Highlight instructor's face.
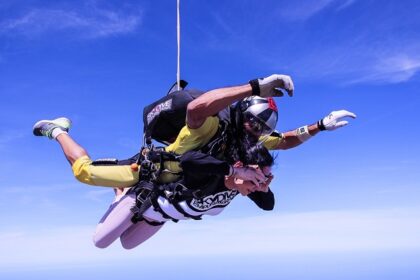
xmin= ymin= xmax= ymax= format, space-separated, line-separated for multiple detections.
xmin=243 ymin=121 xmax=262 ymax=137
xmin=242 ymin=122 xmax=261 ymax=144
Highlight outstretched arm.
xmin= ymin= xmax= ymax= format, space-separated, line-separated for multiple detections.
xmin=273 ymin=123 xmax=321 ymax=150
xmin=187 ymin=84 xmax=252 ymax=129
xmin=271 ymin=110 xmax=357 ymax=150
xmin=187 ymin=74 xmax=294 ymax=129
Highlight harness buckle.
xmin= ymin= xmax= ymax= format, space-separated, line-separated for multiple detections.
xmin=136 ymin=187 xmax=152 ymax=204
xmin=130 ymin=180 xmax=156 ymax=224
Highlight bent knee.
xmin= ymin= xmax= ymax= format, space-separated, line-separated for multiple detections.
xmin=120 ymin=238 xmax=138 ymax=250
xmin=121 ymin=243 xmax=136 ymax=250
xmin=72 ymin=155 xmax=96 ymax=185
xmin=92 ymin=236 xmax=112 ymax=249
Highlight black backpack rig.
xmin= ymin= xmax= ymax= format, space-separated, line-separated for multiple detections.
xmin=130 ymin=81 xmax=216 ymax=224
xmin=143 ymin=80 xmax=202 ymax=145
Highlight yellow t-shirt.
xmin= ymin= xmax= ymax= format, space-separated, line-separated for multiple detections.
xmin=260 ymin=135 xmax=284 ymax=150
xmin=165 ymin=116 xmax=220 ymax=154
xmin=160 ymin=116 xmax=220 ymax=182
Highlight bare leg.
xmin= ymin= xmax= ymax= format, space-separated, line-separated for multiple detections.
xmin=55 ymin=133 xmax=89 ymax=165
xmin=33 ymin=117 xmax=89 ymax=166
xmin=34 ymin=117 xmax=138 ymax=187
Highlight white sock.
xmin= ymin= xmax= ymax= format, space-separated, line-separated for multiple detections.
xmin=51 ymin=127 xmax=68 ymax=140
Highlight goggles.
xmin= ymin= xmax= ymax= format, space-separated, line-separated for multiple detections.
xmin=243 ymin=112 xmax=273 ymax=136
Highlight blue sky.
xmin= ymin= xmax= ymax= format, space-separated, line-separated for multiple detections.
xmin=1 ymin=0 xmax=420 ymax=279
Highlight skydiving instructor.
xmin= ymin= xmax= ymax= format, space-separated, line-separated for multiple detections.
xmin=33 ymin=74 xmax=356 ymax=189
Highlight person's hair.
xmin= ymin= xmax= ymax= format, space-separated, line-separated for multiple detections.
xmin=242 ymin=144 xmax=274 ymax=167
xmin=225 ymin=103 xmax=263 ymax=164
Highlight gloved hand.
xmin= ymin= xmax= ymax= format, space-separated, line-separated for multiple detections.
xmin=249 ymin=74 xmax=294 ymax=97
xmin=317 ymin=110 xmax=357 ymax=131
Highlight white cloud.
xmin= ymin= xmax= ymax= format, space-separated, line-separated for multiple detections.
xmin=348 ymin=55 xmax=420 ymax=85
xmin=280 ymin=40 xmax=420 ymax=85
xmin=1 ymin=207 xmax=419 ymax=268
xmin=0 ymin=4 xmax=143 ymax=38
xmin=252 ymin=1 xmax=420 ymax=86
xmin=164 ymin=207 xmax=420 ymax=255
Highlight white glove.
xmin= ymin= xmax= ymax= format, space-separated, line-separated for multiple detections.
xmin=318 ymin=110 xmax=357 ymax=131
xmin=249 ymin=74 xmax=294 ymax=97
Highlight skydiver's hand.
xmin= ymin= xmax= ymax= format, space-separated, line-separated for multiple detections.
xmin=257 ymin=174 xmax=273 ymax=193
xmin=317 ymin=110 xmax=357 ymax=131
xmin=232 ymin=166 xmax=266 ymax=187
xmin=233 ymin=173 xmax=273 ymax=195
xmin=233 ymin=180 xmax=256 ymax=196
xmin=249 ymin=74 xmax=294 ymax=97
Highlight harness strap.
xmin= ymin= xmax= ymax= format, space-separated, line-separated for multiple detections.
xmin=171 ymin=200 xmax=202 ymax=220
xmin=150 ymin=196 xmax=179 ymax=223
xmin=147 ymin=149 xmax=180 ymax=162
xmin=91 ymin=158 xmax=118 ymax=166
xmin=160 ymin=183 xmax=203 ymax=220
xmin=199 ymin=120 xmax=230 ymax=158
xmin=130 ymin=181 xmax=156 ymax=223
xmin=143 ymin=218 xmax=165 ymax=227
xmin=130 ymin=146 xmax=184 ymax=223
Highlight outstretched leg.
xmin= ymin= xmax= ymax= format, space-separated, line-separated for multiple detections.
xmin=56 ymin=133 xmax=88 ymax=165
xmin=33 ymin=117 xmax=139 ymax=187
xmin=33 ymin=117 xmax=88 ymax=165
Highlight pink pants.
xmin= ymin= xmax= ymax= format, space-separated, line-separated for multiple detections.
xmin=93 ymin=193 xmax=164 ymax=249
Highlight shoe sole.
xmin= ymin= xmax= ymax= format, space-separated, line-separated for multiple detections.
xmin=33 ymin=117 xmax=72 ymax=135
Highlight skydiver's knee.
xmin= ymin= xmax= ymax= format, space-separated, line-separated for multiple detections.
xmin=92 ymin=236 xmax=112 ymax=249
xmin=72 ymin=156 xmax=95 ymax=185
xmin=120 ymin=237 xmax=138 ymax=250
